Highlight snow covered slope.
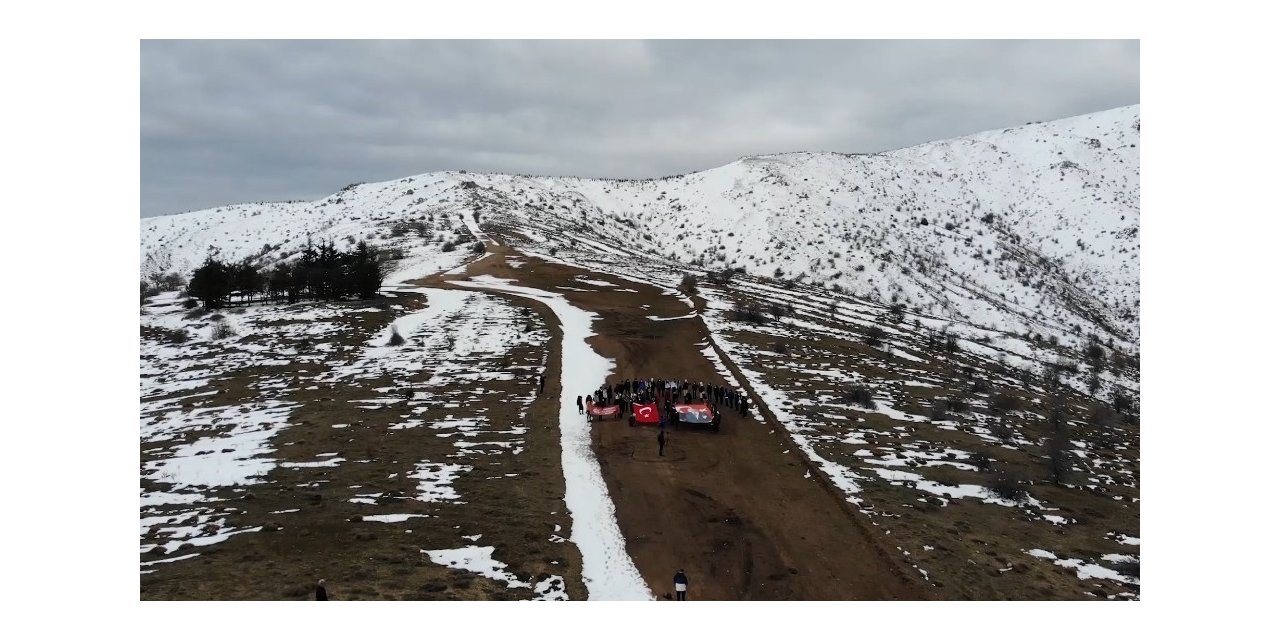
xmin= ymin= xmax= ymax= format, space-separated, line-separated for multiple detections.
xmin=140 ymin=175 xmax=486 ymax=285
xmin=142 ymin=105 xmax=1139 ymax=349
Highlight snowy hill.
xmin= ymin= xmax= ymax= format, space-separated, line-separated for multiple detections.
xmin=141 ymin=105 xmax=1139 ymax=350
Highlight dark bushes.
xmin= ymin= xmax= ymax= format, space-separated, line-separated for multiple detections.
xmin=990 ymin=472 xmax=1028 ymax=503
xmin=1113 ymin=392 xmax=1134 ymax=414
xmin=930 ymin=399 xmax=949 ymax=421
xmin=990 ymin=393 xmax=1022 ymax=414
xmin=864 ymin=325 xmax=886 ymax=348
xmin=847 ymin=384 xmax=876 ymax=409
xmin=706 ymin=269 xmax=735 ymax=285
xmin=210 ymin=319 xmax=236 ymax=340
xmin=731 ymin=301 xmax=768 ymax=324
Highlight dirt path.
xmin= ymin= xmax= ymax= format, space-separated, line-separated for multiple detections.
xmin=422 ymin=247 xmax=931 ymax=600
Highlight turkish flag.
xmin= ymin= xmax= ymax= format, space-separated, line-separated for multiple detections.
xmin=632 ymin=402 xmax=661 ymax=424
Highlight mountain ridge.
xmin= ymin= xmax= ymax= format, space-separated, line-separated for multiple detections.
xmin=142 ymin=104 xmax=1140 ymax=352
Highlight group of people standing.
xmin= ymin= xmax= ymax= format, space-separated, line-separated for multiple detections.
xmin=575 ymin=377 xmax=751 ymax=418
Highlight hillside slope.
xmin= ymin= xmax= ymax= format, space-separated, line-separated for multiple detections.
xmin=141 ymin=105 xmax=1140 ymax=350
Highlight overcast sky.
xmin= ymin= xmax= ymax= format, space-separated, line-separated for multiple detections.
xmin=141 ymin=40 xmax=1138 ymax=217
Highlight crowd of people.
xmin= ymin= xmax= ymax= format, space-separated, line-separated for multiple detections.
xmin=575 ymin=377 xmax=751 ymax=421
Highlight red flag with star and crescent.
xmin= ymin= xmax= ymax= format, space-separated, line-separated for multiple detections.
xmin=631 ymin=402 xmax=661 ymax=424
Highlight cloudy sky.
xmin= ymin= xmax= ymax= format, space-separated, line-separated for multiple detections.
xmin=141 ymin=40 xmax=1139 ymax=217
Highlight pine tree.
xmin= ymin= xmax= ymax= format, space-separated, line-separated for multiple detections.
xmin=347 ymin=240 xmax=385 ymax=299
xmin=267 ymin=263 xmax=291 ymax=302
xmin=187 ymin=255 xmax=232 ymax=309
xmin=232 ymin=259 xmax=264 ymax=303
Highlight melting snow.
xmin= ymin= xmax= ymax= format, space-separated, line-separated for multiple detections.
xmin=451 ymin=275 xmax=652 ymax=600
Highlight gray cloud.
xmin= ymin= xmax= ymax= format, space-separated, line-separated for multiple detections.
xmin=141 ymin=40 xmax=1138 ymax=216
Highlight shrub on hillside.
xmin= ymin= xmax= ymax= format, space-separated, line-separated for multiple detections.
xmin=706 ymin=269 xmax=734 ymax=285
xmin=159 ymin=272 xmax=186 ymax=291
xmin=847 ymin=384 xmax=876 ymax=410
xmin=1046 ymin=402 xmax=1071 ymax=485
xmin=731 ymin=301 xmax=768 ymax=324
xmin=769 ymin=341 xmax=788 ymax=354
xmin=1114 ymin=559 xmax=1140 ymax=579
xmin=930 ymin=399 xmax=949 ymax=421
xmin=990 ymin=419 xmax=1014 ymax=443
xmin=990 ymin=393 xmax=1022 ymax=414
xmin=1086 ymin=341 xmax=1105 ymax=362
xmin=990 ymin=472 xmax=1029 ymax=504
xmin=863 ymin=325 xmax=886 ymax=348
xmin=1113 ymin=392 xmax=1134 ymax=414
xmin=182 ymin=298 xmax=199 ymax=310
xmin=970 ymin=452 xmax=992 ymax=471
xmin=680 ymin=273 xmax=698 ymax=294
xmin=140 ymin=280 xmax=159 ymax=304
xmin=388 ymin=327 xmax=405 ymax=347
xmin=210 ymin=319 xmax=236 ymax=341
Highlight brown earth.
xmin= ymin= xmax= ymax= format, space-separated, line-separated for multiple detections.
xmin=141 ymin=284 xmax=584 ymax=600
xmin=423 ymin=246 xmax=932 ymax=600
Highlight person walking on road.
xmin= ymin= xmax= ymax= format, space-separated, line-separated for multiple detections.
xmin=673 ymin=570 xmax=688 ymax=600
xmin=576 ymin=395 xmax=583 ymax=415
xmin=315 ymin=579 xmax=328 ymax=601
xmin=658 ymin=428 xmax=667 ymax=457
xmin=539 ymin=374 xmax=546 ymax=395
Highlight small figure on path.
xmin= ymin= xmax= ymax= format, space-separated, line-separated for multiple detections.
xmin=576 ymin=395 xmax=584 ymax=414
xmin=673 ymin=570 xmax=688 ymax=600
xmin=539 ymin=374 xmax=546 ymax=395
xmin=315 ymin=579 xmax=328 ymax=601
xmin=658 ymin=429 xmax=667 ymax=457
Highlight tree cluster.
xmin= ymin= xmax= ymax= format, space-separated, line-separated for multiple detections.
xmin=140 ymin=271 xmax=186 ymax=304
xmin=187 ymin=239 xmax=387 ymax=309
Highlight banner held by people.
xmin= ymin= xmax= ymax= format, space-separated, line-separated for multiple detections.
xmin=588 ymin=404 xmax=620 ymax=418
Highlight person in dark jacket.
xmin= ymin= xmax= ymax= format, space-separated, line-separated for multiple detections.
xmin=316 ymin=579 xmax=328 ymax=601
xmin=576 ymin=395 xmax=584 ymax=414
xmin=658 ymin=429 xmax=667 ymax=457
xmin=673 ymin=570 xmax=688 ymax=600
xmin=539 ymin=374 xmax=546 ymax=395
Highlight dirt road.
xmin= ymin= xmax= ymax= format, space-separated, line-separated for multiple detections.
xmin=426 ymin=247 xmax=931 ymax=600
